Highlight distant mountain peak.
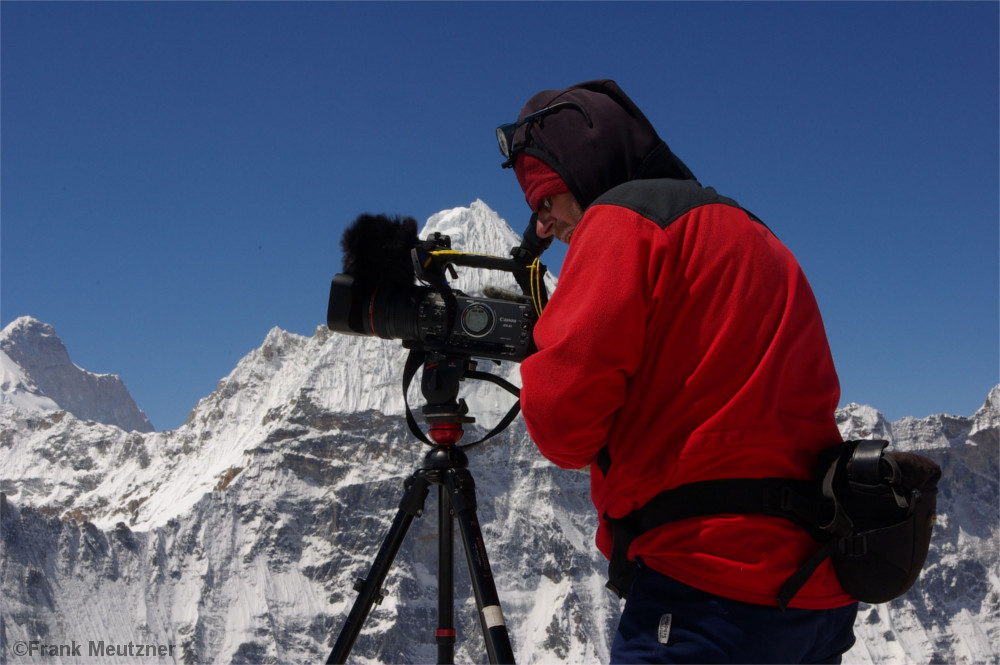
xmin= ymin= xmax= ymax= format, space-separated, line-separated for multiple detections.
xmin=423 ymin=200 xmax=522 ymax=257
xmin=1 ymin=315 xmax=68 ymax=361
xmin=836 ymin=401 xmax=894 ymax=442
xmin=0 ymin=316 xmax=154 ymax=432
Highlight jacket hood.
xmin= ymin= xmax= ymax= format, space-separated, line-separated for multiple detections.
xmin=510 ymin=79 xmax=697 ymax=209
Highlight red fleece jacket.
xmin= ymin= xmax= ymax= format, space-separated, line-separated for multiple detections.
xmin=520 ymin=192 xmax=855 ymax=609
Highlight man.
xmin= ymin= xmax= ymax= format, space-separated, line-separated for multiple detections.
xmin=496 ymin=80 xmax=858 ymax=663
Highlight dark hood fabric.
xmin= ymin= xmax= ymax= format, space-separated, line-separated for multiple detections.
xmin=511 ymin=79 xmax=697 ymax=209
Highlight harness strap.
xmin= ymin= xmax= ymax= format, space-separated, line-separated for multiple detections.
xmin=777 ymin=537 xmax=841 ymax=609
xmin=603 ymin=476 xmax=832 ymax=605
xmin=602 ymin=439 xmax=906 ymax=608
xmin=403 ymin=349 xmax=431 ymax=444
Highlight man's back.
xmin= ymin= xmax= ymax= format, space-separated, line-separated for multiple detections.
xmin=521 ymin=177 xmax=852 ymax=609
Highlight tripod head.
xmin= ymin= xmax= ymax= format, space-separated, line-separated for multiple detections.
xmin=420 ymin=351 xmax=475 ymax=446
xmin=402 ymin=346 xmax=522 ymax=451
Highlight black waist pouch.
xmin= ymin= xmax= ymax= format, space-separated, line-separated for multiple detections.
xmin=813 ymin=439 xmax=941 ymax=604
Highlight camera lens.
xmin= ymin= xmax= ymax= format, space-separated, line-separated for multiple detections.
xmin=369 ymin=285 xmax=424 ymax=341
xmin=460 ymin=303 xmax=495 ymax=338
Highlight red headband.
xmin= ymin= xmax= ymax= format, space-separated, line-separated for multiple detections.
xmin=514 ymin=154 xmax=570 ymax=212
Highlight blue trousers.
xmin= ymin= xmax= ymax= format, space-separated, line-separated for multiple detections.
xmin=610 ymin=567 xmax=858 ymax=664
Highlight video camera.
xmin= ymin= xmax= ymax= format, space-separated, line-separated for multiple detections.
xmin=327 ymin=213 xmax=550 ymax=363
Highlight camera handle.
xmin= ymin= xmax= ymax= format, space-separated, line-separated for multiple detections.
xmin=402 ymin=348 xmax=522 ymax=451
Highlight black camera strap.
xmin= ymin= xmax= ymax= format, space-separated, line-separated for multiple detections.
xmin=402 ymin=348 xmax=523 ymax=450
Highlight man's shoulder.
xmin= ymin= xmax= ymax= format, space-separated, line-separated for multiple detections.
xmin=591 ymin=178 xmax=748 ymax=229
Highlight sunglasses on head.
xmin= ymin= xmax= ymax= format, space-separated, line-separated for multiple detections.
xmin=496 ymin=101 xmax=593 ymax=166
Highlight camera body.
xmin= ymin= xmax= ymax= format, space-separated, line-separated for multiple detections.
xmin=327 ymin=273 xmax=536 ymax=361
xmin=328 ymin=219 xmax=546 ymax=363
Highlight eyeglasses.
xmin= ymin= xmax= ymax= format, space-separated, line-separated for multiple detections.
xmin=496 ymin=101 xmax=593 ymax=165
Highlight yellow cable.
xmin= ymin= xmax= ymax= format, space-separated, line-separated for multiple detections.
xmin=529 ymin=258 xmax=545 ymax=317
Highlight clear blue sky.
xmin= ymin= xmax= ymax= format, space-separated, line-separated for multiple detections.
xmin=2 ymin=2 xmax=997 ymax=431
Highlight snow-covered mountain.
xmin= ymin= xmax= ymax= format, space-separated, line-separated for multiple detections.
xmin=1 ymin=317 xmax=153 ymax=432
xmin=1 ymin=200 xmax=997 ymax=664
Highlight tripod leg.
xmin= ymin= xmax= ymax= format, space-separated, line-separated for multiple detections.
xmin=446 ymin=468 xmax=516 ymax=665
xmin=437 ymin=486 xmax=456 ymax=664
xmin=327 ymin=473 xmax=432 ymax=664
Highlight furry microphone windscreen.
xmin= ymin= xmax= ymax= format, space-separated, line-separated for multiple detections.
xmin=340 ymin=214 xmax=420 ymax=288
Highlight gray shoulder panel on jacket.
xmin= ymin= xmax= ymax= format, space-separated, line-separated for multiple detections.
xmin=591 ymin=179 xmax=750 ymax=229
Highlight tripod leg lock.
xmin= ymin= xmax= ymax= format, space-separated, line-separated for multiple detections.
xmin=401 ymin=474 xmax=433 ymax=517
xmin=353 ymin=578 xmax=385 ymax=605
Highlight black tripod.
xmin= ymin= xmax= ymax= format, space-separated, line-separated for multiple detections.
xmin=327 ymin=351 xmax=517 ymax=664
